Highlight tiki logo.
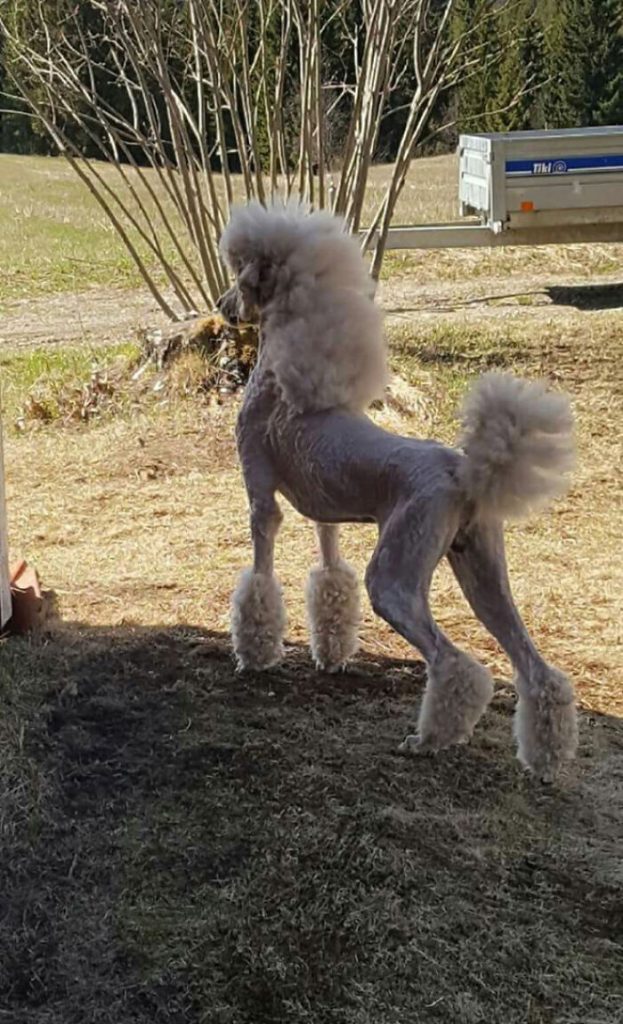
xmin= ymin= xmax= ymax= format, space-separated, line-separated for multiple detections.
xmin=532 ymin=160 xmax=568 ymax=174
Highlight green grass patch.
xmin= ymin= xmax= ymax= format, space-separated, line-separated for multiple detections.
xmin=389 ymin=321 xmax=531 ymax=371
xmin=0 ymin=154 xmax=185 ymax=304
xmin=379 ymin=243 xmax=623 ymax=285
xmin=3 ymin=152 xmax=623 ymax=306
xmin=0 ymin=342 xmax=141 ymax=425
xmin=387 ymin=321 xmax=534 ymax=438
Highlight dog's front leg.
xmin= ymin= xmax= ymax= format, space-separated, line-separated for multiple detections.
xmin=230 ymin=494 xmax=286 ymax=671
xmin=230 ymin=410 xmax=286 ymax=671
xmin=305 ymin=523 xmax=361 ymax=672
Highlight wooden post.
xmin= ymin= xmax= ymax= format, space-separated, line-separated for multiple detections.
xmin=0 ymin=417 xmax=12 ymax=628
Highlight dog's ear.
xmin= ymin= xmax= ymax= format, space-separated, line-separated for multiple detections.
xmin=238 ymin=258 xmax=277 ymax=308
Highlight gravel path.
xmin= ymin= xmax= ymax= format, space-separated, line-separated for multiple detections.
xmin=1 ymin=271 xmax=621 ymax=349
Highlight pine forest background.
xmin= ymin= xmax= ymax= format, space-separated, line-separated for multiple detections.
xmin=1 ymin=0 xmax=622 ymax=165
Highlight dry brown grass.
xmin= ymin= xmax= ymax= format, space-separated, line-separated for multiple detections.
xmin=4 ymin=307 xmax=622 ymax=715
xmin=1 ymin=152 xmax=622 ymax=1023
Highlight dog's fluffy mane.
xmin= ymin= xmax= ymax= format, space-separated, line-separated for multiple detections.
xmin=219 ymin=201 xmax=388 ymax=413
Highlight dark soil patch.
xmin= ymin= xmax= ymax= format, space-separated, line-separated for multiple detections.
xmin=0 ymin=626 xmax=621 ymax=1024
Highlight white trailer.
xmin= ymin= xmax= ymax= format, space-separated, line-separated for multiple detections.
xmin=377 ymin=125 xmax=623 ymax=250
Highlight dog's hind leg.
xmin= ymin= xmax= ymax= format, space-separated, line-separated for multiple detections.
xmin=447 ymin=522 xmax=577 ymax=779
xmin=306 ymin=523 xmax=360 ymax=672
xmin=365 ymin=497 xmax=494 ymax=753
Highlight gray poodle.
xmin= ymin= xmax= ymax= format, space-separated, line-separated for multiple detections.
xmin=218 ymin=201 xmax=578 ymax=780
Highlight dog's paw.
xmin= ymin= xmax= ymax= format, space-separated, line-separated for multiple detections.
xmin=313 ymin=657 xmax=350 ymax=674
xmin=514 ymin=668 xmax=578 ymax=781
xmin=399 ymin=728 xmax=471 ymax=756
xmin=398 ymin=733 xmax=421 ymax=755
xmin=306 ymin=561 xmax=360 ymax=672
xmin=415 ymin=650 xmax=494 ymax=751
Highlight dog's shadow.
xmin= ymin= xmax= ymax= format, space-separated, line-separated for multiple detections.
xmin=1 ymin=621 xmax=613 ymax=803
xmin=1 ymin=621 xmax=620 ymax=1021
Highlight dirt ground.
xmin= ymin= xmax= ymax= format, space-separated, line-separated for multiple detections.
xmin=2 ymin=269 xmax=623 ymax=349
xmin=1 ymin=254 xmax=622 ymax=1022
xmin=1 ymin=624 xmax=622 ymax=1024
xmin=0 ymin=286 xmax=170 ymax=349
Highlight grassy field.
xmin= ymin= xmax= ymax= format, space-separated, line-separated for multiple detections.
xmin=0 ymin=153 xmax=622 ymax=1023
xmin=1 ymin=151 xmax=621 ymax=306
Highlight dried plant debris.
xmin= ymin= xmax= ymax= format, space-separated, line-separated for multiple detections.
xmin=16 ymin=315 xmax=260 ymax=429
xmin=19 ymin=362 xmax=136 ymax=428
xmin=140 ymin=313 xmax=258 ymax=394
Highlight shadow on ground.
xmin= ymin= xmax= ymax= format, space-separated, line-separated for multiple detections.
xmin=546 ymin=281 xmax=623 ymax=310
xmin=0 ymin=623 xmax=621 ymax=1024
xmin=385 ymin=281 xmax=623 ymax=315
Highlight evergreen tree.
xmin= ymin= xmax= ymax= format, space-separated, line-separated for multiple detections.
xmin=452 ymin=0 xmax=498 ymax=133
xmin=490 ymin=3 xmax=544 ymax=132
xmin=1 ymin=0 xmax=621 ymax=157
xmin=542 ymin=0 xmax=597 ymax=128
xmin=591 ymin=0 xmax=623 ymax=125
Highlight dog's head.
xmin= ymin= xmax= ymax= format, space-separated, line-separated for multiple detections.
xmin=218 ymin=201 xmax=305 ymax=323
xmin=215 ymin=281 xmax=251 ymax=325
xmin=215 ymin=260 xmax=276 ymax=325
xmin=218 ymin=200 xmax=374 ymax=325
xmin=217 ymin=201 xmax=387 ymax=413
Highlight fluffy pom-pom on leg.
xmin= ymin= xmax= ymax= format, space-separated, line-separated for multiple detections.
xmin=231 ymin=569 xmax=286 ymax=671
xmin=305 ymin=560 xmax=360 ymax=672
xmin=400 ymin=647 xmax=494 ymax=754
xmin=513 ymin=665 xmax=578 ymax=780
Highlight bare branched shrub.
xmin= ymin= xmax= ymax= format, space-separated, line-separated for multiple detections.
xmin=2 ymin=0 xmax=521 ymax=315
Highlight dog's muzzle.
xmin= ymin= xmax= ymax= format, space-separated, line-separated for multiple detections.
xmin=216 ymin=284 xmax=243 ymax=325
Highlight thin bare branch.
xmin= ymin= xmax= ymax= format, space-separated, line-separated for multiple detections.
xmin=2 ymin=0 xmax=516 ymax=310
